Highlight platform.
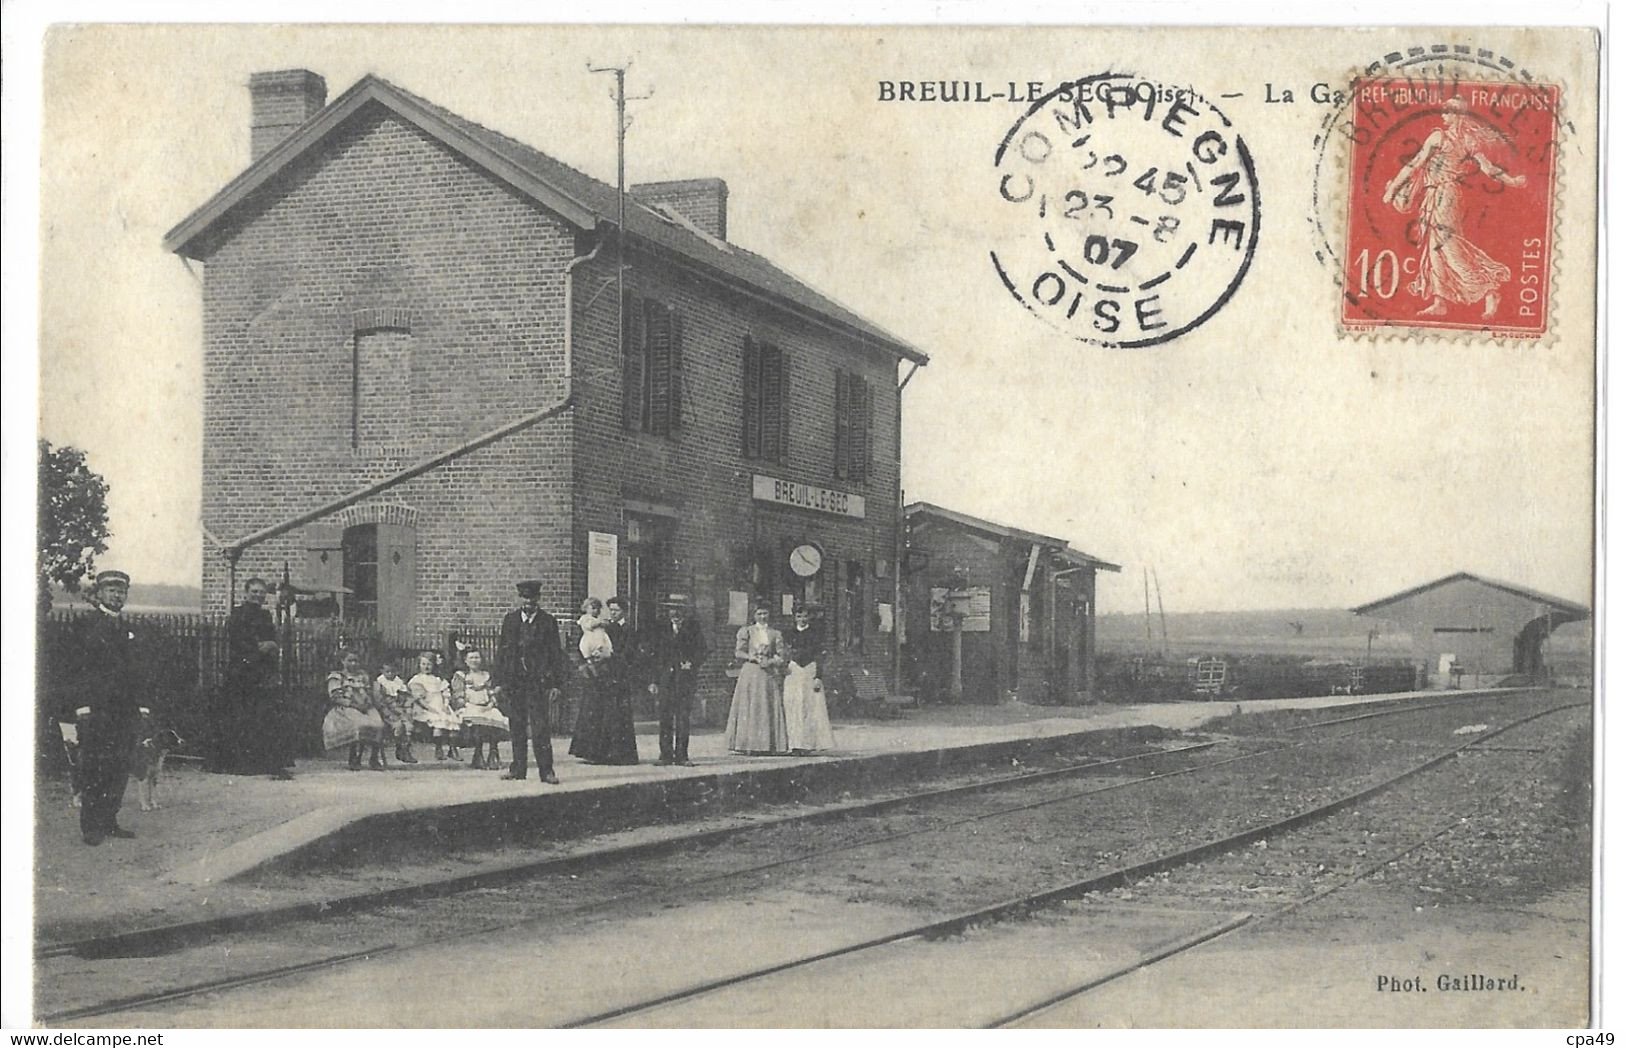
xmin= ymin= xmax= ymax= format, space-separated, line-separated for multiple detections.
xmin=32 ymin=687 xmax=1538 ymax=946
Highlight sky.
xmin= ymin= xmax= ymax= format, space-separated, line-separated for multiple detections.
xmin=27 ymin=22 xmax=1598 ymax=615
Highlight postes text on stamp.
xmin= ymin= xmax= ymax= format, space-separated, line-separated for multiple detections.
xmin=1340 ymin=78 xmax=1559 ymax=337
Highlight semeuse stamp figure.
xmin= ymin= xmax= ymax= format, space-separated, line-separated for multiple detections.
xmin=1382 ymin=97 xmax=1528 ymax=319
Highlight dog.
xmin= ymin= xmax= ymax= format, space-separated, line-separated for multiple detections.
xmin=58 ymin=721 xmax=83 ymax=809
xmin=132 ymin=711 xmax=184 ymax=812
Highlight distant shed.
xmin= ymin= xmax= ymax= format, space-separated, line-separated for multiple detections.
xmin=1352 ymin=572 xmax=1589 ymax=682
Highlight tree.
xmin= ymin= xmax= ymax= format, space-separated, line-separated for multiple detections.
xmin=38 ymin=439 xmax=111 ymax=612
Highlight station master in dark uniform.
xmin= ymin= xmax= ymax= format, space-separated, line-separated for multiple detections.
xmin=496 ymin=579 xmax=566 ymax=783
xmin=64 ymin=570 xmax=149 ymax=845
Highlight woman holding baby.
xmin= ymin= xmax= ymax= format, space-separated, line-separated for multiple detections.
xmin=567 ymin=596 xmax=641 ymax=765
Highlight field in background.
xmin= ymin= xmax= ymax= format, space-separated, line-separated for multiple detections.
xmin=1098 ymin=606 xmax=1592 ymax=668
xmin=47 ymin=581 xmax=202 ymax=615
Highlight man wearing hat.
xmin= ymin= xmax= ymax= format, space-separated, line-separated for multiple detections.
xmin=67 ymin=570 xmax=148 ymax=844
xmin=648 ymin=593 xmax=709 ymax=766
xmin=496 ymin=579 xmax=566 ymax=783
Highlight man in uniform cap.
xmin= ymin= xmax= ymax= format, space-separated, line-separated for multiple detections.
xmin=496 ymin=579 xmax=566 ymax=783
xmin=66 ymin=570 xmax=148 ymax=844
xmin=648 ymin=593 xmax=709 ymax=766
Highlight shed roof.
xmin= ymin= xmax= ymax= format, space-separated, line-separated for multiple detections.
xmin=1351 ymin=571 xmax=1589 ymax=618
xmin=164 ymin=74 xmax=928 ymax=365
xmin=905 ymin=502 xmax=1120 ymax=572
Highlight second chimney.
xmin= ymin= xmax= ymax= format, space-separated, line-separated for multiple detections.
xmin=249 ymin=69 xmax=327 ymax=163
xmin=631 ymin=178 xmax=729 ymax=241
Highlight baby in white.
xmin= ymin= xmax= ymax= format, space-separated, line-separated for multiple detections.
xmin=578 ymin=598 xmax=614 ymax=662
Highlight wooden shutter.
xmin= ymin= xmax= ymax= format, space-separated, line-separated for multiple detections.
xmin=668 ymin=307 xmax=684 ymax=431
xmin=760 ymin=346 xmax=783 ymax=464
xmin=857 ymin=376 xmax=873 ymax=481
xmin=303 ymin=524 xmax=344 ymax=591
xmin=742 ymin=336 xmax=761 ymax=458
xmin=375 ymin=523 xmax=417 ymax=645
xmin=622 ymin=291 xmax=645 ymax=432
xmin=839 ymin=374 xmax=870 ymax=482
xmin=647 ymin=301 xmax=672 ymax=436
xmin=834 ymin=370 xmax=849 ymax=479
xmin=776 ymin=350 xmax=790 ymax=464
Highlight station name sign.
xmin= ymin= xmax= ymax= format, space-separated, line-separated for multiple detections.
xmin=752 ymin=474 xmax=866 ymax=519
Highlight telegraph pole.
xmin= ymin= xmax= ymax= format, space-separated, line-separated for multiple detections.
xmin=589 ymin=61 xmax=650 ymax=373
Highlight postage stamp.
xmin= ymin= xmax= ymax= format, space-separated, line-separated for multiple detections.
xmin=988 ymin=73 xmax=1259 ymax=349
xmin=1336 ymin=77 xmax=1560 ymax=337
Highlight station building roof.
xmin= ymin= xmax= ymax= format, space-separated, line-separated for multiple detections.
xmin=1351 ymin=571 xmax=1589 ymax=619
xmin=905 ymin=502 xmax=1120 ymax=572
xmin=163 ymin=73 xmax=929 ymax=367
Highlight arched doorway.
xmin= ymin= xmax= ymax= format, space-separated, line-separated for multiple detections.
xmin=1513 ymin=617 xmax=1551 ymax=675
xmin=340 ymin=521 xmax=417 ymax=643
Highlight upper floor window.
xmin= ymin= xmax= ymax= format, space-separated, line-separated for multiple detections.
xmin=623 ymin=293 xmax=684 ymax=436
xmin=352 ymin=326 xmax=411 ymax=449
xmin=742 ymin=336 xmax=788 ymax=463
xmin=834 ymin=369 xmax=873 ymax=483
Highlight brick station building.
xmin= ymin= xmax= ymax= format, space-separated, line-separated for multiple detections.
xmin=166 ymin=69 xmax=928 ymax=704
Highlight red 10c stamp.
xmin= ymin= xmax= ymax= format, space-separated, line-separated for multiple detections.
xmin=1341 ymin=78 xmax=1559 ymax=337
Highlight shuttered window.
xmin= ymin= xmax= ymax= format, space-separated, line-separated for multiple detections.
xmin=834 ymin=370 xmax=873 ymax=482
xmin=622 ymin=292 xmax=683 ymax=435
xmin=741 ymin=337 xmax=789 ymax=463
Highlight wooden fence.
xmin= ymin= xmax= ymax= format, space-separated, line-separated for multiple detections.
xmin=1093 ymin=652 xmax=1424 ymax=704
xmin=36 ymin=611 xmax=556 ymax=761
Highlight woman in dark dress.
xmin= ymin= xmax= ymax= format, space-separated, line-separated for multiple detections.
xmin=782 ymin=606 xmax=835 ymax=753
xmin=569 ymin=596 xmax=641 ymax=764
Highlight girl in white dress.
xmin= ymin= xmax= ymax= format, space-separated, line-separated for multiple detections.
xmin=410 ymin=650 xmax=462 ymax=761
xmin=453 ymin=647 xmax=509 ymax=770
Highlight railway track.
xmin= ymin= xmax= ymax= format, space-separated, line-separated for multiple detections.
xmin=562 ymin=700 xmax=1584 ymax=1028
xmin=985 ymin=727 xmax=1579 ymax=1028
xmin=37 ymin=689 xmax=1554 ymax=1025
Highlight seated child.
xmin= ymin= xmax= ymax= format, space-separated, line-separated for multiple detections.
xmin=452 ymin=647 xmax=509 ymax=770
xmin=374 ymin=658 xmax=418 ymax=765
xmin=324 ymin=650 xmax=387 ymax=771
xmin=409 ymin=650 xmax=463 ymax=761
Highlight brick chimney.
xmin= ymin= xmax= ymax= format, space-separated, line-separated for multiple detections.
xmin=631 ymin=178 xmax=729 ymax=241
xmin=249 ymin=69 xmax=327 ymax=163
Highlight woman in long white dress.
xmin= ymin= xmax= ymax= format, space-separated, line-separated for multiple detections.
xmin=723 ymin=606 xmax=790 ymax=755
xmin=782 ymin=607 xmax=835 ymax=753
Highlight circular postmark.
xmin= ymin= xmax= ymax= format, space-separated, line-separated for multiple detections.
xmin=1308 ymin=48 xmax=1568 ymax=337
xmin=989 ymin=73 xmax=1260 ymax=349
